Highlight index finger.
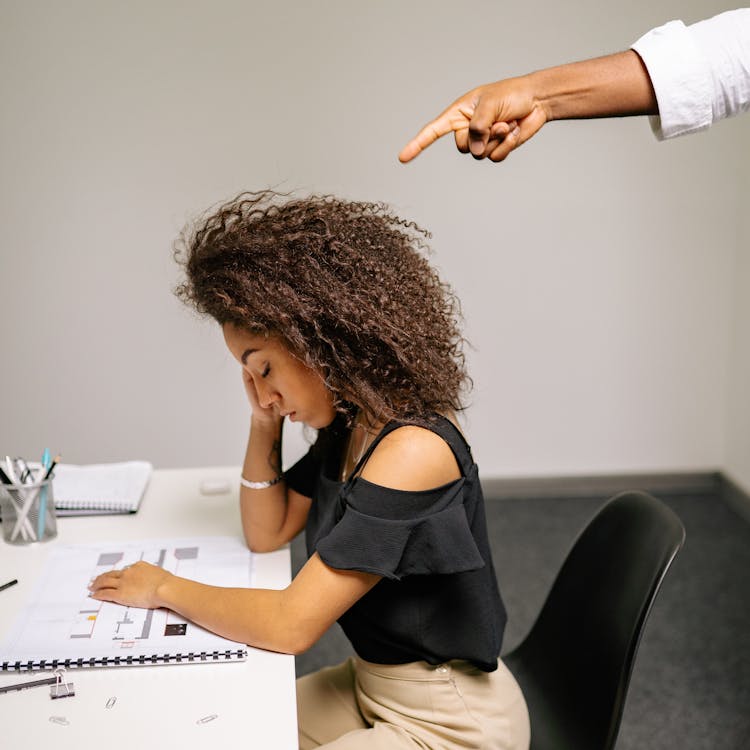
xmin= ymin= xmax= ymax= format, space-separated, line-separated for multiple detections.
xmin=398 ymin=112 xmax=458 ymax=163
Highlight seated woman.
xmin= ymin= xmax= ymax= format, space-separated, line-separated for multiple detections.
xmin=89 ymin=191 xmax=529 ymax=750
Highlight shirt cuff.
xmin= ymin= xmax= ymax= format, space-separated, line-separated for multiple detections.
xmin=631 ymin=19 xmax=713 ymax=141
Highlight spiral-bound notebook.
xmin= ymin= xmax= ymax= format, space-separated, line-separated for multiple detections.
xmin=0 ymin=536 xmax=251 ymax=671
xmin=53 ymin=461 xmax=153 ymax=516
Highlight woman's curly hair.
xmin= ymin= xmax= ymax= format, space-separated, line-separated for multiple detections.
xmin=174 ymin=190 xmax=470 ymax=424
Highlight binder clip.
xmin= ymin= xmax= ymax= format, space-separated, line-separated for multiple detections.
xmin=50 ymin=669 xmax=75 ymax=700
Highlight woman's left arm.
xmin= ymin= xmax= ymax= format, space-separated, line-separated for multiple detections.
xmin=89 ymin=553 xmax=380 ymax=655
xmin=89 ymin=425 xmax=457 ymax=652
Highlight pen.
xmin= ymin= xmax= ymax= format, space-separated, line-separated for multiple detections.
xmin=0 ymin=675 xmax=58 ymax=695
xmin=0 ymin=579 xmax=18 ymax=592
xmin=0 ymin=466 xmax=35 ymax=542
xmin=42 ymin=455 xmax=60 ymax=482
xmin=0 ymin=668 xmax=73 ymax=698
xmin=4 ymin=457 xmax=18 ymax=484
xmin=38 ymin=449 xmax=51 ymax=540
xmin=9 ymin=456 xmax=60 ymax=542
xmin=13 ymin=458 xmax=31 ymax=484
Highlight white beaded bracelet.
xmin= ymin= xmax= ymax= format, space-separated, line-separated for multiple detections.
xmin=240 ymin=474 xmax=284 ymax=490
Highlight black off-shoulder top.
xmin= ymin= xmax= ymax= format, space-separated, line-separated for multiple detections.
xmin=284 ymin=414 xmax=506 ymax=672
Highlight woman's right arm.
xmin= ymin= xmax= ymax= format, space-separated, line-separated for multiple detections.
xmin=239 ymin=374 xmax=312 ymax=553
xmin=399 ymin=9 xmax=750 ymax=163
xmin=398 ymin=50 xmax=656 ymax=164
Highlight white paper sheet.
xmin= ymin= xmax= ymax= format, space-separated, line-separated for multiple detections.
xmin=0 ymin=536 xmax=253 ymax=670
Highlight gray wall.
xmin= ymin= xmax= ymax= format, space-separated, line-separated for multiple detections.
xmin=1 ymin=1 xmax=747 ymax=490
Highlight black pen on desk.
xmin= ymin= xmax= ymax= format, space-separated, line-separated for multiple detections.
xmin=0 ymin=579 xmax=18 ymax=592
xmin=0 ymin=674 xmax=58 ymax=695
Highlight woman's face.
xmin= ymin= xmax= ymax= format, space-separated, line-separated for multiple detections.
xmin=223 ymin=323 xmax=337 ymax=429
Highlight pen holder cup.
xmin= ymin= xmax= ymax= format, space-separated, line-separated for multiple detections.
xmin=0 ymin=479 xmax=57 ymax=545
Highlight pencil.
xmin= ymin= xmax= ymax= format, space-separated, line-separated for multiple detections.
xmin=42 ymin=455 xmax=61 ymax=482
xmin=0 ymin=579 xmax=18 ymax=592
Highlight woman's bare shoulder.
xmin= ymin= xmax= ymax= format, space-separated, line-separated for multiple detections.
xmin=359 ymin=424 xmax=461 ymax=491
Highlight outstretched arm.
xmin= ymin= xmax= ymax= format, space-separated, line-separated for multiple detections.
xmin=89 ymin=553 xmax=381 ymax=655
xmin=398 ymin=50 xmax=657 ymax=164
xmin=399 ymin=9 xmax=750 ymax=162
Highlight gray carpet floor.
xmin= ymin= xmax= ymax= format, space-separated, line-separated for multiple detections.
xmin=292 ymin=487 xmax=750 ymax=750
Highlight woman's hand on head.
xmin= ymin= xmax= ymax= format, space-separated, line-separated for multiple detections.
xmin=88 ymin=561 xmax=172 ymax=609
xmin=242 ymin=369 xmax=280 ymax=426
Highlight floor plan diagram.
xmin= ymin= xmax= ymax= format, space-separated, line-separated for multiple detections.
xmin=0 ymin=537 xmax=253 ymax=668
xmin=71 ymin=545 xmax=202 ymax=642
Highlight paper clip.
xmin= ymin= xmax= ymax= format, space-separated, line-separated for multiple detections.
xmin=196 ymin=713 xmax=218 ymax=725
xmin=106 ymin=696 xmax=117 ymax=709
xmin=49 ymin=716 xmax=69 ymax=726
xmin=50 ymin=668 xmax=75 ymax=700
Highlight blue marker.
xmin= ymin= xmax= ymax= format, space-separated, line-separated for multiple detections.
xmin=38 ymin=448 xmax=51 ymax=540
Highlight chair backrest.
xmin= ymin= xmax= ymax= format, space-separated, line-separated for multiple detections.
xmin=503 ymin=491 xmax=685 ymax=750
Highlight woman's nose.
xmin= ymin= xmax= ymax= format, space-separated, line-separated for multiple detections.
xmin=255 ymin=379 xmax=280 ymax=409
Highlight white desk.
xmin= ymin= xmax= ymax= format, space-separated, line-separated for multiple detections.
xmin=0 ymin=467 xmax=297 ymax=748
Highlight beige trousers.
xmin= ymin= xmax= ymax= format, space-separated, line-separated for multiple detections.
xmin=297 ymin=656 xmax=530 ymax=750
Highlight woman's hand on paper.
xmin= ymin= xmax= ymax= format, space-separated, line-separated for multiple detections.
xmin=88 ymin=561 xmax=172 ymax=609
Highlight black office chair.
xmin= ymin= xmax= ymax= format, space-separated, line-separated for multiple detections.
xmin=503 ymin=490 xmax=685 ymax=750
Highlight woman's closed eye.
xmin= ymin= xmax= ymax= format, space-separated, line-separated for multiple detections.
xmin=261 ymin=363 xmax=271 ymax=378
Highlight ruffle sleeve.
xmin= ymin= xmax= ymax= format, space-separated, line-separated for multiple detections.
xmin=315 ymin=488 xmax=486 ymax=581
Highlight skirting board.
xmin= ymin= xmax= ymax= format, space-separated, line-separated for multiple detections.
xmin=720 ymin=473 xmax=750 ymax=524
xmin=480 ymin=471 xmax=750 ymax=523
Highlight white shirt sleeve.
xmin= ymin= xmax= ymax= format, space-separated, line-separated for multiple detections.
xmin=631 ymin=8 xmax=750 ymax=140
